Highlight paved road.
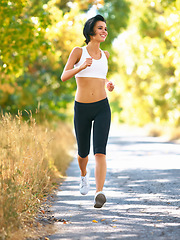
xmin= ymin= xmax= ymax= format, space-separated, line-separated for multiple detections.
xmin=48 ymin=126 xmax=180 ymax=240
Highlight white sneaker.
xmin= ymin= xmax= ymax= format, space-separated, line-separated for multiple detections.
xmin=94 ymin=191 xmax=106 ymax=208
xmin=80 ymin=170 xmax=90 ymax=195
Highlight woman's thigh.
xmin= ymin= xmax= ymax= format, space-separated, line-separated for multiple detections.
xmin=93 ymin=101 xmax=111 ymax=155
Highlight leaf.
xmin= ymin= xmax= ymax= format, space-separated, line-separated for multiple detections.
xmin=92 ymin=220 xmax=98 ymax=223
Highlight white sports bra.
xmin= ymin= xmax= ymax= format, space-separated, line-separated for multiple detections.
xmin=74 ymin=46 xmax=108 ymax=79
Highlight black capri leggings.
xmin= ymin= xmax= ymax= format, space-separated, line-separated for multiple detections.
xmin=74 ymin=98 xmax=111 ymax=158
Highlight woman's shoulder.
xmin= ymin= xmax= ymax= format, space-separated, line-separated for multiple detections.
xmin=71 ymin=46 xmax=83 ymax=54
xmin=70 ymin=47 xmax=84 ymax=64
xmin=71 ymin=47 xmax=83 ymax=59
xmin=69 ymin=47 xmax=83 ymax=62
xmin=103 ymin=50 xmax=110 ymax=59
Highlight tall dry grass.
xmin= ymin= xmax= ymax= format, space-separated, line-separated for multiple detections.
xmin=0 ymin=112 xmax=75 ymax=239
xmin=146 ymin=124 xmax=180 ymax=142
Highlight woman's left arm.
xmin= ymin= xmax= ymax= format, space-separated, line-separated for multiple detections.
xmin=105 ymin=79 xmax=114 ymax=92
xmin=104 ymin=51 xmax=115 ymax=92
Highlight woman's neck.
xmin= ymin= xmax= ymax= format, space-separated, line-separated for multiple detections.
xmin=87 ymin=42 xmax=100 ymax=52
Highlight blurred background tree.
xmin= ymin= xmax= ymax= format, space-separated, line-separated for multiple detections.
xmin=112 ymin=0 xmax=180 ymax=126
xmin=0 ymin=0 xmax=83 ymax=120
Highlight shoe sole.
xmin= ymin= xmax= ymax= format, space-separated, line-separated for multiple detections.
xmin=94 ymin=193 xmax=106 ymax=208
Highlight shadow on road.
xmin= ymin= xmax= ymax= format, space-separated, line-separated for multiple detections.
xmin=48 ymin=134 xmax=180 ymax=240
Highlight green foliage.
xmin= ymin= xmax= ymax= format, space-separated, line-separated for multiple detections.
xmin=0 ymin=0 xmax=81 ymax=119
xmin=99 ymin=0 xmax=130 ymax=45
xmin=0 ymin=0 xmax=54 ymax=118
xmin=0 ymin=0 xmax=51 ymax=79
xmin=113 ymin=0 xmax=180 ymax=126
xmin=99 ymin=0 xmax=130 ymax=75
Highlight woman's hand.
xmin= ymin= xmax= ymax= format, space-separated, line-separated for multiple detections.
xmin=106 ymin=81 xmax=114 ymax=92
xmin=80 ymin=58 xmax=93 ymax=70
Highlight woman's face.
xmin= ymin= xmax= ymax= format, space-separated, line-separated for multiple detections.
xmin=92 ymin=21 xmax=108 ymax=42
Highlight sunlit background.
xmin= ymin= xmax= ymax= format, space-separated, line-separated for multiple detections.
xmin=1 ymin=0 xmax=179 ymax=127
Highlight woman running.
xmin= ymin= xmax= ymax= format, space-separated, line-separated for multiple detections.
xmin=61 ymin=14 xmax=114 ymax=208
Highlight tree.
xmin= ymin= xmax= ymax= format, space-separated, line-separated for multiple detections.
xmin=113 ymin=0 xmax=180 ymax=126
xmin=0 ymin=0 xmax=84 ymax=119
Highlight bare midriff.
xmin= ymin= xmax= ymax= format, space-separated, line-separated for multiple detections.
xmin=75 ymin=77 xmax=107 ymax=103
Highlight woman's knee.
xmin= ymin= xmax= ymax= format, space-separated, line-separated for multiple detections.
xmin=95 ymin=153 xmax=105 ymax=157
xmin=95 ymin=153 xmax=106 ymax=161
xmin=78 ymin=154 xmax=89 ymax=160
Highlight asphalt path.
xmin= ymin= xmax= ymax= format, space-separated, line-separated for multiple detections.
xmin=48 ymin=126 xmax=180 ymax=240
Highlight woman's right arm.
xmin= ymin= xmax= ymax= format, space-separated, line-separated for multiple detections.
xmin=61 ymin=47 xmax=92 ymax=82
